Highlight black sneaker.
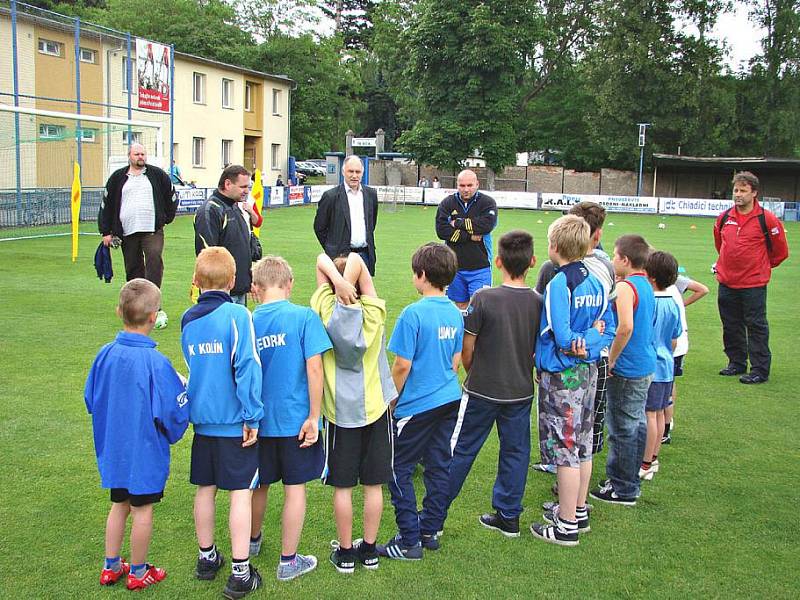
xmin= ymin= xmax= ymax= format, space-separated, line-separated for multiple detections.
xmin=542 ymin=504 xmax=590 ymax=533
xmin=661 ymin=434 xmax=672 ymax=445
xmin=354 ymin=539 xmax=379 ymax=570
xmin=421 ymin=533 xmax=440 ymax=551
xmin=195 ymin=550 xmax=225 ymax=580
xmin=222 ymin=566 xmax=262 ymax=600
xmin=589 ymin=483 xmax=637 ymax=506
xmin=329 ymin=543 xmax=356 ymax=574
xmin=479 ymin=512 xmax=520 ymax=538
xmin=530 ymin=521 xmax=579 ymax=546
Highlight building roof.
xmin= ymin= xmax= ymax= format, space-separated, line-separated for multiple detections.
xmin=175 ymin=51 xmax=293 ymax=86
xmin=653 ymin=154 xmax=800 ymax=171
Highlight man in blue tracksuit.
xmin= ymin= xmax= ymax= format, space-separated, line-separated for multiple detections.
xmin=435 ymin=169 xmax=497 ymax=310
xmin=181 ymin=247 xmax=264 ymax=599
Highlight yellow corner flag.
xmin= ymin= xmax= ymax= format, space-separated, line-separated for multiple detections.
xmin=71 ymin=162 xmax=81 ymax=262
xmin=251 ymin=168 xmax=264 ymax=238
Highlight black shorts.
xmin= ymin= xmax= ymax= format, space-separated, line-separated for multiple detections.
xmin=110 ymin=488 xmax=163 ymax=507
xmin=323 ymin=409 xmax=393 ymax=488
xmin=674 ymin=355 xmax=685 ymax=377
xmin=190 ymin=434 xmax=259 ymax=491
xmin=258 ymin=436 xmax=325 ymax=486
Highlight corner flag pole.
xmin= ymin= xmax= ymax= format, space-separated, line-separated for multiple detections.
xmin=71 ymin=162 xmax=81 ymax=262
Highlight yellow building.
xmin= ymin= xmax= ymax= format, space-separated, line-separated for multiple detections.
xmin=0 ymin=7 xmax=293 ymax=189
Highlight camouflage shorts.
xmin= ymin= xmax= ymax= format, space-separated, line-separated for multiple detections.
xmin=537 ymin=363 xmax=598 ymax=468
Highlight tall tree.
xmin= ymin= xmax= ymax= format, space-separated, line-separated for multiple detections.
xmin=256 ymin=34 xmax=364 ymax=158
xmin=319 ymin=0 xmax=379 ymax=49
xmin=82 ymin=0 xmax=256 ymax=67
xmin=394 ymin=0 xmax=596 ymax=172
xmin=578 ymin=0 xmax=733 ymax=170
xmin=746 ymin=0 xmax=800 ymax=156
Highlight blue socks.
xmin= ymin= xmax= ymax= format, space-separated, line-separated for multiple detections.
xmin=104 ymin=556 xmax=121 ymax=571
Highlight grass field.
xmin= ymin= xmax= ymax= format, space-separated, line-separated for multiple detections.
xmin=1 ymin=205 xmax=798 ymax=599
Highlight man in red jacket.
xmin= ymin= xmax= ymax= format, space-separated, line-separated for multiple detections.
xmin=713 ymin=171 xmax=789 ymax=384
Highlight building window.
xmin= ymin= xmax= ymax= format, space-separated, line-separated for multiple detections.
xmin=272 ymin=89 xmax=281 ymax=115
xmin=193 ymin=137 xmax=205 ymax=167
xmin=77 ymin=128 xmax=97 ymax=143
xmin=221 ymin=139 xmax=233 ymax=167
xmin=193 ymin=72 xmax=206 ymax=104
xmin=222 ymin=78 xmax=233 ymax=109
xmin=244 ymin=83 xmax=253 ymax=112
xmin=122 ymin=130 xmax=142 ymax=145
xmin=271 ymin=144 xmax=280 ymax=170
xmin=38 ymin=38 xmax=61 ymax=57
xmin=121 ymin=57 xmax=134 ymax=93
xmin=39 ymin=124 xmax=64 ymax=139
xmin=79 ymin=48 xmax=96 ymax=64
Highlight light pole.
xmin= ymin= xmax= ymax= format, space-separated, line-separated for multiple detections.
xmin=637 ymin=123 xmax=651 ymax=197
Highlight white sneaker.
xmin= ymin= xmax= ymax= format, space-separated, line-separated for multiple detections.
xmin=154 ymin=310 xmax=168 ymax=330
xmin=639 ymin=464 xmax=657 ymax=481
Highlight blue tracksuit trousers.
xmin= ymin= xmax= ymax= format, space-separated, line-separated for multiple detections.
xmin=388 ymin=400 xmax=459 ymax=545
xmin=446 ymin=394 xmax=532 ymax=519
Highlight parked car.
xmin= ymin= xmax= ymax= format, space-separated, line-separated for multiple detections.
xmin=295 ymin=161 xmax=325 ymax=177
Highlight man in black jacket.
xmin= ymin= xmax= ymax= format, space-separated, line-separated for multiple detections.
xmin=435 ymin=169 xmax=497 ymax=309
xmin=313 ymin=155 xmax=379 ymax=275
xmin=194 ymin=165 xmax=253 ymax=305
xmin=98 ymin=143 xmax=177 ymax=326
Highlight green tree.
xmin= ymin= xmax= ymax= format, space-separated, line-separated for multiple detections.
xmin=745 ymin=0 xmax=800 ymax=156
xmin=579 ymin=0 xmax=733 ymax=170
xmin=320 ymin=0 xmax=379 ymax=49
xmin=82 ymin=0 xmax=256 ymax=67
xmin=256 ymin=34 xmax=364 ymax=158
xmin=394 ymin=0 xmax=597 ymax=172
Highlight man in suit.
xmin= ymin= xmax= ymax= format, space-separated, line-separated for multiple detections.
xmin=313 ymin=155 xmax=379 ymax=275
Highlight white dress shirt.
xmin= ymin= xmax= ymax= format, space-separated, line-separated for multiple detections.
xmin=346 ymin=184 xmax=367 ymax=248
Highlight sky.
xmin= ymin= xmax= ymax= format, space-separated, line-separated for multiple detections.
xmin=694 ymin=1 xmax=765 ymax=70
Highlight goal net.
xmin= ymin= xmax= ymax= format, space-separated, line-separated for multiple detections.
xmin=0 ymin=104 xmax=163 ymax=240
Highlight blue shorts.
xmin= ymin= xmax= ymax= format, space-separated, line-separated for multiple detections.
xmin=645 ymin=381 xmax=673 ymax=412
xmin=190 ymin=434 xmax=259 ymax=491
xmin=257 ymin=436 xmax=324 ymax=486
xmin=447 ymin=267 xmax=492 ymax=303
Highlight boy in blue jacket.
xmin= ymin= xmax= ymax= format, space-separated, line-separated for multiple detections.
xmin=248 ymin=255 xmax=332 ymax=581
xmin=531 ymin=215 xmax=615 ymax=546
xmin=85 ymin=278 xmax=188 ymax=590
xmin=181 ymin=247 xmax=264 ymax=599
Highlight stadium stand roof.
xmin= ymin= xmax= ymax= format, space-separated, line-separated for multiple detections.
xmin=653 ymin=154 xmax=800 ymax=171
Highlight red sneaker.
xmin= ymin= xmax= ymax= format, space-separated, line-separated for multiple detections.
xmin=126 ymin=564 xmax=167 ymax=590
xmin=99 ymin=559 xmax=130 ymax=585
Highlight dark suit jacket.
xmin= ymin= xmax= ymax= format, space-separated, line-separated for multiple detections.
xmin=313 ymin=184 xmax=379 ymax=274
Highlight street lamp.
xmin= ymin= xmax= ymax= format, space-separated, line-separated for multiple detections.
xmin=637 ymin=123 xmax=651 ymax=197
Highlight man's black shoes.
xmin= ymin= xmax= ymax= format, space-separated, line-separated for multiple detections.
xmin=740 ymin=373 xmax=768 ymax=384
xmin=719 ymin=365 xmax=746 ymax=376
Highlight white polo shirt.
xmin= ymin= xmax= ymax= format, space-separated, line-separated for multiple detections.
xmin=346 ymin=184 xmax=367 ymax=248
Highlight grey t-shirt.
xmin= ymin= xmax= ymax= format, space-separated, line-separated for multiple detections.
xmin=463 ymin=285 xmax=542 ymax=402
